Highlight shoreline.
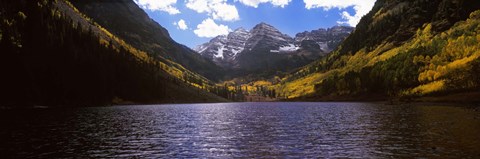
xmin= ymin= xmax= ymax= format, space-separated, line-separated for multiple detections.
xmin=1 ymin=91 xmax=479 ymax=109
xmin=1 ymin=101 xmax=478 ymax=111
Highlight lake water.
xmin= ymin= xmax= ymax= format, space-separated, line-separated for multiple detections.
xmin=1 ymin=102 xmax=479 ymax=158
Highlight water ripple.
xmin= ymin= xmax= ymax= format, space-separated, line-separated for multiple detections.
xmin=1 ymin=102 xmax=479 ymax=158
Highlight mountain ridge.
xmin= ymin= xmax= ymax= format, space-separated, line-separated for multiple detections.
xmin=195 ymin=22 xmax=353 ymax=79
xmin=196 ymin=23 xmax=354 ymax=65
xmin=70 ymin=0 xmax=224 ymax=81
xmin=295 ymin=26 xmax=355 ymax=52
xmin=0 ymin=0 xmax=228 ymax=107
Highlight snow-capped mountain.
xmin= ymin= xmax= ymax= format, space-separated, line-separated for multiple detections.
xmin=195 ymin=23 xmax=354 ymax=70
xmin=295 ymin=26 xmax=354 ymax=52
xmin=194 ymin=28 xmax=250 ymax=67
xmin=244 ymin=22 xmax=295 ymax=52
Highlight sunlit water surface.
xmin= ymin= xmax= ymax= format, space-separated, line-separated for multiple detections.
xmin=1 ymin=102 xmax=479 ymax=158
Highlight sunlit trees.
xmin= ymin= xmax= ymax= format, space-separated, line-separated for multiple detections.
xmin=290 ymin=9 xmax=480 ymax=99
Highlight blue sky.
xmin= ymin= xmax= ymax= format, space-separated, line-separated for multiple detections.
xmin=134 ymin=0 xmax=376 ymax=48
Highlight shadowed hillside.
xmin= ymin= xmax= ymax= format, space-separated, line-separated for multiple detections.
xmin=0 ymin=0 xmax=228 ymax=107
xmin=70 ymin=0 xmax=225 ymax=81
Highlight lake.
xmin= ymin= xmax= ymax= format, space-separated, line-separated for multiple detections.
xmin=1 ymin=102 xmax=479 ymax=158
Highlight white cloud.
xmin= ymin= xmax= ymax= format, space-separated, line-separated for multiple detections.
xmin=186 ymin=0 xmax=240 ymax=22
xmin=134 ymin=0 xmax=180 ymax=15
xmin=194 ymin=18 xmax=231 ymax=38
xmin=235 ymin=0 xmax=292 ymax=8
xmin=303 ymin=0 xmax=376 ymax=26
xmin=174 ymin=19 xmax=189 ymax=30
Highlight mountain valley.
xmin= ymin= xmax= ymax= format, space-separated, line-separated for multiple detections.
xmin=1 ymin=0 xmax=480 ymax=105
xmin=2 ymin=1 xmax=480 ymax=158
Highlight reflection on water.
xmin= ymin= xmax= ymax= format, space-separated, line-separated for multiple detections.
xmin=1 ymin=102 xmax=479 ymax=158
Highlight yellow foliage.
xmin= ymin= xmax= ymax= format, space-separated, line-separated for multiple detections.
xmin=99 ymin=38 xmax=109 ymax=46
xmin=278 ymin=10 xmax=480 ymax=99
xmin=64 ymin=1 xmax=80 ymax=13
xmin=17 ymin=12 xmax=27 ymax=20
xmin=277 ymin=71 xmax=331 ymax=98
xmin=413 ymin=55 xmax=425 ymax=64
xmin=366 ymin=43 xmax=400 ymax=66
xmin=418 ymin=20 xmax=480 ymax=83
xmin=252 ymin=80 xmax=272 ymax=87
xmin=344 ymin=50 xmax=366 ymax=72
xmin=411 ymin=23 xmax=434 ymax=48
xmin=56 ymin=0 xmax=215 ymax=91
xmin=470 ymin=10 xmax=480 ymax=19
xmin=404 ymin=80 xmax=445 ymax=95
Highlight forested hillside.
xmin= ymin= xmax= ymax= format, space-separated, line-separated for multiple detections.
xmin=70 ymin=0 xmax=224 ymax=81
xmin=0 ymin=0 xmax=227 ymax=107
xmin=2 ymin=0 xmax=479 ymax=105
xmin=276 ymin=0 xmax=480 ymax=101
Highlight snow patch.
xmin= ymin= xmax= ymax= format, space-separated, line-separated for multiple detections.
xmin=214 ymin=45 xmax=225 ymax=59
xmin=317 ymin=42 xmax=329 ymax=52
xmin=195 ymin=45 xmax=209 ymax=53
xmin=232 ymin=48 xmax=242 ymax=58
xmin=279 ymin=44 xmax=300 ymax=52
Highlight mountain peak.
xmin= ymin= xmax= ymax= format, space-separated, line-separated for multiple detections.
xmin=329 ymin=25 xmax=354 ymax=32
xmin=234 ymin=27 xmax=247 ymax=32
xmin=196 ymin=23 xmax=353 ymax=70
xmin=258 ymin=22 xmax=269 ymax=25
xmin=249 ymin=22 xmax=286 ymax=38
xmin=294 ymin=26 xmax=354 ymax=52
xmin=253 ymin=22 xmax=275 ymax=30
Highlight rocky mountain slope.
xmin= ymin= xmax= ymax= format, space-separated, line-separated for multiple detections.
xmin=196 ymin=23 xmax=353 ymax=78
xmin=195 ymin=28 xmax=250 ymax=67
xmin=295 ymin=26 xmax=354 ymax=52
xmin=243 ymin=22 xmax=295 ymax=52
